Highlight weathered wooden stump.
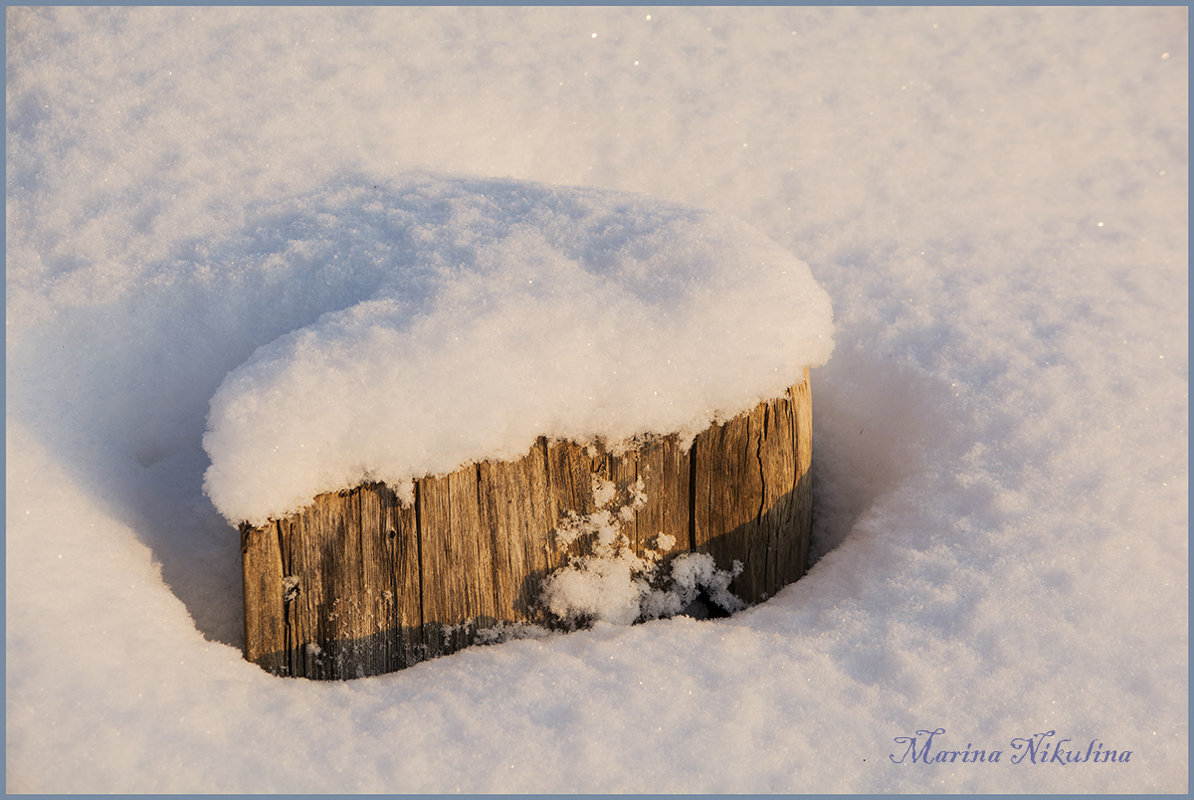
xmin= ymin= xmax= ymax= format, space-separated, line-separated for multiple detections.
xmin=240 ymin=369 xmax=813 ymax=679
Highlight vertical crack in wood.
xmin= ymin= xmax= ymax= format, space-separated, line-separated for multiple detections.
xmin=757 ymin=403 xmax=773 ymax=595
xmin=539 ymin=437 xmax=554 ymax=568
xmin=238 ymin=521 xmax=251 ymax=663
xmin=352 ymin=490 xmax=362 ymax=611
xmin=632 ymin=448 xmax=641 ymax=554
xmin=738 ymin=411 xmax=756 ymax=590
xmin=481 ymin=462 xmax=503 ymax=620
xmin=755 ymin=404 xmax=769 ymax=524
xmin=413 ymin=479 xmax=425 ymax=637
xmin=382 ymin=489 xmax=401 ymax=669
xmin=275 ymin=519 xmax=294 ymax=676
xmin=352 ymin=489 xmax=369 ymax=674
xmin=687 ymin=438 xmax=698 ymax=553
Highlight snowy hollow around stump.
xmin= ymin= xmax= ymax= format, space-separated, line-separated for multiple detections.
xmin=201 ymin=175 xmax=835 ymax=526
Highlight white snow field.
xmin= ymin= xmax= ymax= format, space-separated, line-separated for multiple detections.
xmin=6 ymin=6 xmax=1187 ymax=794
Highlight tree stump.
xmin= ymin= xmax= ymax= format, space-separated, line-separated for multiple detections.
xmin=240 ymin=369 xmax=813 ymax=679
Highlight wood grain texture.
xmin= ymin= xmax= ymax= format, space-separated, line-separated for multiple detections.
xmin=241 ymin=483 xmax=420 ymax=678
xmin=241 ymin=372 xmax=813 ymax=679
xmin=622 ymin=435 xmax=691 ymax=558
xmin=692 ymin=367 xmax=812 ymax=603
xmin=478 ymin=446 xmax=558 ymax=622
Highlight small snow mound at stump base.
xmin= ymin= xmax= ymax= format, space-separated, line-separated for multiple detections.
xmin=240 ymin=370 xmax=813 ymax=679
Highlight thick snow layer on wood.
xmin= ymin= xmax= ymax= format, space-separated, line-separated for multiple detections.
xmin=200 ymin=178 xmax=834 ymax=525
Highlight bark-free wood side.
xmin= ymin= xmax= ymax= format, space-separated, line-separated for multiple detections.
xmin=692 ymin=369 xmax=812 ymax=603
xmin=241 ymin=372 xmax=813 ymax=679
xmin=240 ymin=483 xmax=420 ymax=678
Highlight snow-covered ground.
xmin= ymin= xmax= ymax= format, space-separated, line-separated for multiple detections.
xmin=6 ymin=6 xmax=1187 ymax=794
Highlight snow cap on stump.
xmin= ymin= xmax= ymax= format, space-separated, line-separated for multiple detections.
xmin=202 ymin=176 xmax=835 ymax=526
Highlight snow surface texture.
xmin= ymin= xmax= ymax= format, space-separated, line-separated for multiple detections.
xmin=199 ymin=178 xmax=833 ymax=525
xmin=6 ymin=6 xmax=1187 ymax=794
